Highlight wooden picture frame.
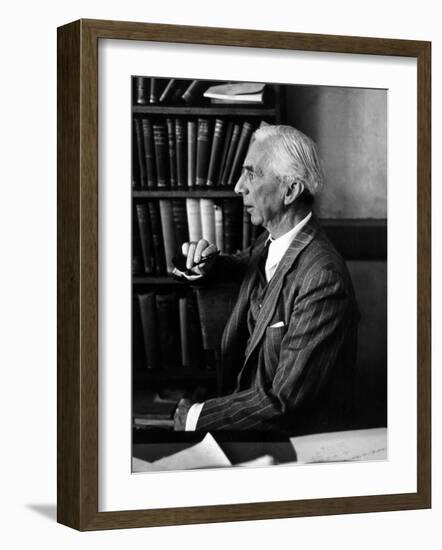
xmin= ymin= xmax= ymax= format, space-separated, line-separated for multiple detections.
xmin=57 ymin=19 xmax=431 ymax=530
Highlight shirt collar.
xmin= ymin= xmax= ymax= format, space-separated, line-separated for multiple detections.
xmin=266 ymin=212 xmax=312 ymax=269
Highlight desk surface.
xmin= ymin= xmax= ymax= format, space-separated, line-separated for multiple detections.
xmin=132 ymin=427 xmax=387 ymax=470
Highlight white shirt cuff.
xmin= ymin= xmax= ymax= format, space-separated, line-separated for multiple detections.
xmin=185 ymin=402 xmax=205 ymax=431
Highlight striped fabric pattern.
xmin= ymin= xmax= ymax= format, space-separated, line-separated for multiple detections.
xmin=196 ymin=215 xmax=359 ymax=433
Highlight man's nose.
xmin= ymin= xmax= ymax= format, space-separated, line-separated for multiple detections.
xmin=234 ymin=172 xmax=247 ymax=195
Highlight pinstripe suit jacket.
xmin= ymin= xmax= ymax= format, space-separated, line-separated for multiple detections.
xmin=196 ymin=215 xmax=359 ymax=434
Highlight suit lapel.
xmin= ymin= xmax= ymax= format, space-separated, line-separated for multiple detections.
xmin=243 ymin=216 xmax=319 ymax=364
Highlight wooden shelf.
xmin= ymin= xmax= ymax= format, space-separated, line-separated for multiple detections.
xmin=133 ymin=189 xmax=239 ymax=198
xmin=133 ymin=105 xmax=277 ymax=117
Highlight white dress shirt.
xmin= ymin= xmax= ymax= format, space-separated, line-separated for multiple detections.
xmin=185 ymin=212 xmax=313 ymax=431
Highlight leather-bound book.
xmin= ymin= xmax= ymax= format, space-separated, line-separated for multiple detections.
xmin=141 ymin=118 xmax=157 ymax=188
xmin=214 ymin=203 xmax=224 ymax=253
xmin=159 ymin=79 xmax=177 ymax=103
xmin=171 ymin=199 xmax=189 ymax=249
xmin=133 ymin=118 xmax=147 ymax=188
xmin=218 ymin=121 xmax=233 ymax=186
xmin=158 ymin=199 xmax=178 ymax=273
xmin=135 ymin=203 xmax=155 ymax=273
xmin=187 ymin=120 xmax=197 ymax=188
xmin=146 ymin=200 xmax=166 ymax=275
xmin=166 ymin=118 xmax=177 ymax=187
xmin=185 ymin=198 xmax=202 ymax=242
xmin=134 ymin=76 xmax=149 ymax=105
xmin=220 ymin=123 xmax=241 ymax=186
xmin=149 ymin=77 xmax=159 ymax=104
xmin=153 ymin=123 xmax=168 ymax=187
xmin=227 ymin=121 xmax=254 ymax=187
xmin=206 ymin=119 xmax=225 ymax=187
xmin=223 ymin=198 xmax=243 ymax=254
xmin=200 ymin=198 xmax=216 ymax=244
xmin=182 ymin=80 xmax=205 ymax=104
xmin=132 ymin=206 xmax=144 ymax=275
xmin=175 ymin=118 xmax=186 ymax=187
xmin=195 ymin=118 xmax=211 ymax=187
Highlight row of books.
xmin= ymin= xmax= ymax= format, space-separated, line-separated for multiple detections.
xmin=133 ymin=77 xmax=214 ymax=106
xmin=133 ymin=198 xmax=263 ymax=275
xmin=135 ymin=291 xmax=205 ymax=371
xmin=133 ymin=117 xmax=267 ymax=189
xmin=133 ymin=77 xmax=268 ymax=106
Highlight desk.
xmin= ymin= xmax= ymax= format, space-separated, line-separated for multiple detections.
xmin=133 ymin=427 xmax=387 ymax=470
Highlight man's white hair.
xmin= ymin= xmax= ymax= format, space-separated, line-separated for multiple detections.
xmin=253 ymin=125 xmax=324 ymax=198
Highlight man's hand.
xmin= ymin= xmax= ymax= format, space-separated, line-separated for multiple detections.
xmin=182 ymin=240 xmax=218 ymax=276
xmin=173 ymin=398 xmax=194 ymax=431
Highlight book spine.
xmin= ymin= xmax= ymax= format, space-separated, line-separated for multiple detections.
xmin=135 ymin=203 xmax=155 ymax=273
xmin=171 ymin=199 xmax=189 ymax=249
xmin=155 ymin=293 xmax=182 ymax=369
xmin=218 ymin=121 xmax=233 ymax=186
xmin=159 ymin=78 xmax=176 ymax=103
xmin=214 ymin=203 xmax=224 ymax=253
xmin=158 ymin=199 xmax=178 ymax=273
xmin=138 ymin=292 xmax=161 ymax=369
xmin=133 ymin=118 xmax=147 ymax=189
xmin=227 ymin=122 xmax=254 ymax=187
xmin=141 ymin=118 xmax=157 ymax=188
xmin=195 ymin=119 xmax=211 ymax=187
xmin=223 ymin=198 xmax=242 ymax=254
xmin=166 ymin=118 xmax=177 ymax=187
xmin=147 ymin=200 xmax=166 ymax=274
xmin=178 ymin=297 xmax=190 ymax=367
xmin=185 ymin=198 xmax=203 ymax=241
xmin=220 ymin=123 xmax=241 ymax=186
xmin=206 ymin=119 xmax=225 ymax=187
xmin=200 ymin=199 xmax=216 ymax=244
xmin=175 ymin=118 xmax=186 ymax=188
xmin=150 ymin=77 xmax=159 ymax=104
xmin=182 ymin=80 xmax=203 ymax=104
xmin=134 ymin=76 xmax=149 ymax=105
xmin=153 ymin=123 xmax=168 ymax=187
xmin=187 ymin=120 xmax=197 ymax=188
xmin=132 ymin=206 xmax=144 ymax=274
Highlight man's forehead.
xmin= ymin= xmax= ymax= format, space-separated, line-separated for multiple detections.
xmin=244 ymin=139 xmax=268 ymax=166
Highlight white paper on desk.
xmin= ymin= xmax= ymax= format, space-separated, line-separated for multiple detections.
xmin=132 ymin=433 xmax=232 ymax=473
xmin=290 ymin=428 xmax=388 ymax=464
xmin=236 ymin=455 xmax=276 ymax=468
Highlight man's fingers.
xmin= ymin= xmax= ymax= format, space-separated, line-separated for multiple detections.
xmin=194 ymin=240 xmax=210 ymax=264
xmin=186 ymin=241 xmax=198 ymax=269
xmin=181 ymin=242 xmax=189 ymax=256
xmin=201 ymin=243 xmax=217 ymax=259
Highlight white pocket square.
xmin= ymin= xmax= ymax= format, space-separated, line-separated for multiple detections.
xmin=269 ymin=321 xmax=285 ymax=328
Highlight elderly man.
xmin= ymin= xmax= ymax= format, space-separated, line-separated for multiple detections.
xmin=174 ymin=125 xmax=359 ymax=434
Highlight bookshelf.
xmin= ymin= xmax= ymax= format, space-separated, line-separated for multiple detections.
xmin=131 ymin=78 xmax=283 ymax=425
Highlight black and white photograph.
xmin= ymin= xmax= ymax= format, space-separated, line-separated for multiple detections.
xmin=131 ymin=76 xmax=388 ymax=472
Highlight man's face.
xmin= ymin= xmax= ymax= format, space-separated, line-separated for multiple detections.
xmin=234 ymin=139 xmax=285 ymax=231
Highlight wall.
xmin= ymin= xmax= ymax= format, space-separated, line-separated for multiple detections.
xmin=285 ymin=85 xmax=387 ymax=218
xmin=284 ymin=85 xmax=388 ymax=425
xmin=1 ymin=1 xmax=440 ymax=549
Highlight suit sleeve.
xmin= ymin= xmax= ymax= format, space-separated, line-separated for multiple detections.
xmin=195 ymin=268 xmax=353 ymax=431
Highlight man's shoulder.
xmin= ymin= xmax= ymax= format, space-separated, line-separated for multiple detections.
xmin=292 ymin=223 xmax=353 ymax=290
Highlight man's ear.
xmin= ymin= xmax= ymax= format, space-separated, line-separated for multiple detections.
xmin=283 ymin=177 xmax=304 ymax=206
